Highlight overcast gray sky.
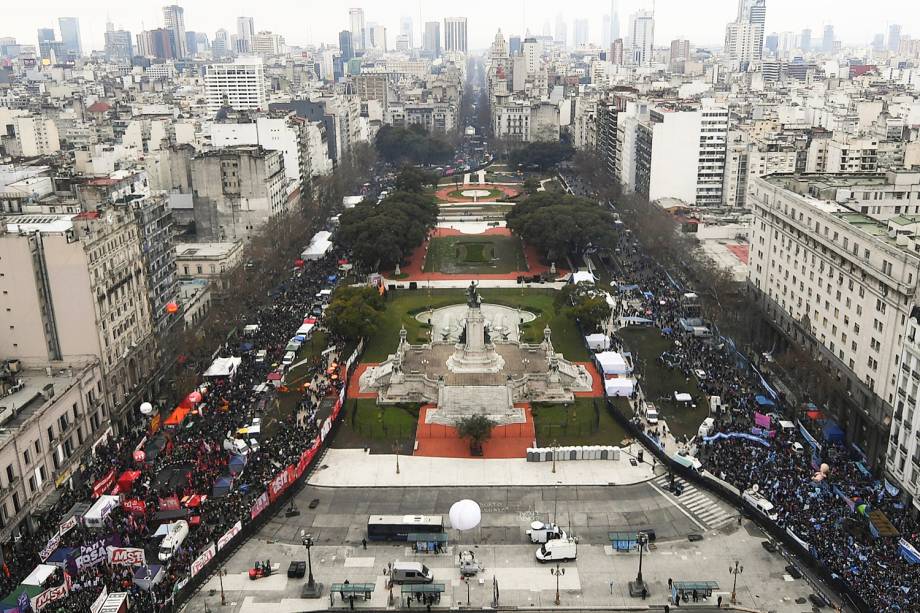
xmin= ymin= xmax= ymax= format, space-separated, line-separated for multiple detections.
xmin=4 ymin=0 xmax=916 ymax=53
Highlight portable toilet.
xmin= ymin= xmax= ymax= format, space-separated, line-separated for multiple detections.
xmin=599 ymin=447 xmax=609 ymax=460
xmin=611 ymin=446 xmax=621 ymax=461
xmin=574 ymin=446 xmax=584 ymax=460
xmin=542 ymin=448 xmax=553 ymax=462
xmin=556 ymin=447 xmax=566 ymax=461
xmin=527 ymin=448 xmax=537 ymax=462
xmin=592 ymin=445 xmax=603 ymax=459
xmin=583 ymin=446 xmax=595 ymax=460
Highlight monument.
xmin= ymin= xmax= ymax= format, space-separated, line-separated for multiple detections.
xmin=360 ymin=282 xmax=593 ymax=426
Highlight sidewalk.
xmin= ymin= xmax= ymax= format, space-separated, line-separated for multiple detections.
xmin=308 ymin=448 xmax=656 ymax=488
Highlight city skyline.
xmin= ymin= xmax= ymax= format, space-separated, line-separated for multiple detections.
xmin=3 ymin=0 xmax=917 ymax=54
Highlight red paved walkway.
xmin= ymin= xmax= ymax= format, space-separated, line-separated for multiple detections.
xmin=392 ymin=228 xmax=567 ymax=282
xmin=414 ymin=404 xmax=535 ymax=458
xmin=434 ymin=183 xmax=521 ymax=203
xmin=346 ymin=363 xmax=378 ymax=399
xmin=574 ymin=362 xmax=605 ymax=397
xmin=726 ymin=243 xmax=750 ymax=265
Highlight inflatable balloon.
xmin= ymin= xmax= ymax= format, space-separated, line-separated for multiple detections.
xmin=820 ymin=463 xmax=830 ymax=475
xmin=187 ymin=391 xmax=203 ymax=404
xmin=133 ymin=449 xmax=146 ymax=463
xmin=139 ymin=402 xmax=154 ymax=416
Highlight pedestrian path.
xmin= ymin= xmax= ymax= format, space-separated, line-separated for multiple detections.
xmin=650 ymin=474 xmax=736 ymax=530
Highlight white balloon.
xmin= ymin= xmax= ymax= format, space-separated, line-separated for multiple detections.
xmin=139 ymin=402 xmax=153 ymax=415
xmin=449 ymin=499 xmax=482 ymax=531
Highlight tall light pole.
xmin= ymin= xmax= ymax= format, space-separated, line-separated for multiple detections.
xmin=218 ymin=568 xmax=226 ymax=605
xmin=729 ymin=560 xmax=744 ymax=604
xmin=394 ymin=440 xmax=401 ymax=474
xmin=550 ymin=564 xmax=565 ymax=605
xmin=551 ymin=439 xmax=558 ymax=473
xmin=301 ymin=531 xmax=323 ymax=598
xmin=628 ymin=532 xmax=649 ymax=597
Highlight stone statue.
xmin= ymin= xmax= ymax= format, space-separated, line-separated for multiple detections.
xmin=467 ymin=281 xmax=480 ymax=308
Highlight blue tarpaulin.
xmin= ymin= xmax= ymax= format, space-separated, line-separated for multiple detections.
xmin=327 ymin=275 xmax=337 ymax=283
xmin=822 ymin=420 xmax=845 ymax=443
xmin=754 ymin=395 xmax=776 ymax=407
xmin=212 ymin=475 xmax=233 ymax=498
xmin=899 ymin=538 xmax=920 ymax=564
xmin=239 ymin=342 xmax=254 ymax=352
xmin=228 ymin=454 xmax=246 ymax=477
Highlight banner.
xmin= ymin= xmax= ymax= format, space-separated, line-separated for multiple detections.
xmin=797 ymin=420 xmax=822 ymax=452
xmin=319 ymin=416 xmax=333 ymax=442
xmin=71 ymin=536 xmax=120 ymax=573
xmin=92 ymin=469 xmax=116 ymax=498
xmin=122 ymin=499 xmax=146 ymax=515
xmin=59 ymin=515 xmax=79 ymax=536
xmin=250 ymin=491 xmax=269 ymax=520
xmin=33 ymin=577 xmax=70 ymax=611
xmin=898 ymin=538 xmax=920 ymax=564
xmin=158 ymin=495 xmax=180 ymax=511
xmin=90 ymin=587 xmax=108 ymax=613
xmin=268 ymin=466 xmax=295 ymax=503
xmin=190 ymin=543 xmax=216 ymax=578
xmin=149 ymin=414 xmax=162 ymax=434
xmin=217 ymin=520 xmax=242 ymax=551
xmin=106 ymin=546 xmax=145 ymax=567
xmin=754 ymin=412 xmax=772 ymax=429
xmin=39 ymin=532 xmax=61 ymax=562
xmin=295 ymin=447 xmax=318 ymax=479
xmin=702 ymin=431 xmax=771 ymax=447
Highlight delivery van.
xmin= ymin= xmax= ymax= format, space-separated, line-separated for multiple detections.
xmin=743 ymin=488 xmax=778 ymax=522
xmin=535 ymin=537 xmax=577 ymax=562
xmin=158 ymin=520 xmax=189 ymax=562
xmin=527 ymin=521 xmax=567 ymax=544
xmin=698 ymin=417 xmax=715 ymax=438
xmin=390 ymin=561 xmax=434 ymax=584
xmin=282 ymin=351 xmax=296 ymax=367
xmin=643 ymin=403 xmax=659 ymax=425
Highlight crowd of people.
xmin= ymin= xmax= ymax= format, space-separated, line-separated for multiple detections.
xmin=599 ymin=196 xmax=920 ymax=611
xmin=0 ymin=243 xmax=350 ymax=611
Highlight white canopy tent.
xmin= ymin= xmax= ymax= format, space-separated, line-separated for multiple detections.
xmin=296 ymin=323 xmax=315 ymax=337
xmin=673 ymin=392 xmax=693 ymax=403
xmin=570 ymin=271 xmax=596 ymax=285
xmin=585 ymin=334 xmax=610 ymax=351
xmin=596 ymin=351 xmax=631 ymax=375
xmin=604 ymin=378 xmax=636 ymax=397
xmin=23 ymin=564 xmax=58 ymax=586
xmin=302 ymin=231 xmax=333 ymax=261
xmin=204 ymin=356 xmax=242 ymax=378
xmin=85 ymin=495 xmax=120 ymax=528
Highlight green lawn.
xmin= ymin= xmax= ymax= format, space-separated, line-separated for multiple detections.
xmin=331 ymin=399 xmax=419 ymax=451
xmin=423 ymin=235 xmax=527 ymax=274
xmin=616 ymin=327 xmax=709 ymax=438
xmin=531 ymin=397 xmax=629 ymax=446
xmin=363 ymin=288 xmax=590 ymax=363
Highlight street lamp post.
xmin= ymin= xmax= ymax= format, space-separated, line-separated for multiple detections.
xmin=394 ymin=440 xmax=401 ymax=474
xmin=628 ymin=532 xmax=649 ymax=598
xmin=550 ymin=564 xmax=565 ymax=605
xmin=301 ymin=531 xmax=324 ymax=598
xmin=218 ymin=568 xmax=226 ymax=605
xmin=729 ymin=560 xmax=744 ymax=604
xmin=551 ymin=439 xmax=558 ymax=474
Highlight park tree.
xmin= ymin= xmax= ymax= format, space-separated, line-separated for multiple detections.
xmin=324 ymin=286 xmax=386 ymax=341
xmin=456 ymin=415 xmax=495 ymax=456
xmin=394 ymin=166 xmax=439 ymax=193
xmin=506 ymin=193 xmax=619 ymax=262
xmin=510 ymin=141 xmax=574 ymax=170
xmin=557 ymin=282 xmax=612 ymax=332
xmin=375 ymin=125 xmax=454 ymax=165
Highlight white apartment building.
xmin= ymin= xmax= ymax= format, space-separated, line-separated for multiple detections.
xmin=5 ymin=116 xmax=61 ymax=158
xmin=807 ymin=135 xmax=879 ymax=174
xmin=749 ymin=171 xmax=920 ymax=465
xmin=888 ymin=311 xmax=920 ymax=513
xmin=252 ymin=31 xmax=284 ymax=56
xmin=627 ymin=11 xmax=654 ymax=66
xmin=723 ymin=132 xmax=798 ymax=208
xmin=209 ymin=117 xmax=310 ymax=191
xmin=444 ymin=17 xmax=468 ymax=54
xmin=205 ymin=57 xmax=267 ymax=114
xmin=493 ymin=101 xmax=531 ymax=142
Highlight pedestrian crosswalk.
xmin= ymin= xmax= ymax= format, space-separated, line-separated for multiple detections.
xmin=651 ymin=474 xmax=736 ymax=529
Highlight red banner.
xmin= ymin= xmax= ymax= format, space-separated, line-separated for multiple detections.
xmin=33 ymin=575 xmax=70 ymax=611
xmin=190 ymin=543 xmax=215 ymax=578
xmin=91 ymin=469 xmax=116 ymax=499
xmin=268 ymin=466 xmax=295 ymax=503
xmin=106 ymin=546 xmax=145 ymax=566
xmin=295 ymin=446 xmax=319 ymax=479
xmin=59 ymin=515 xmax=78 ymax=536
xmin=250 ymin=491 xmax=269 ymax=520
xmin=217 ymin=520 xmax=242 ymax=551
xmin=158 ymin=495 xmax=180 ymax=511
xmin=122 ymin=499 xmax=146 ymax=515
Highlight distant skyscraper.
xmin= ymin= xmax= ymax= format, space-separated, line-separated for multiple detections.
xmin=423 ymin=21 xmax=441 ymax=57
xmin=444 ymin=17 xmax=468 ymax=54
xmin=822 ymin=25 xmax=835 ymax=53
xmin=236 ymin=16 xmax=255 ymax=53
xmin=185 ymin=31 xmax=198 ymax=56
xmin=137 ymin=28 xmax=176 ymax=59
xmin=800 ymin=28 xmax=812 ymax=52
xmin=368 ymin=23 xmax=386 ymax=51
xmin=349 ymin=8 xmax=366 ymax=52
xmin=212 ymin=29 xmax=229 ymax=58
xmin=670 ymin=39 xmax=690 ymax=63
xmin=889 ymin=24 xmax=902 ymax=52
xmin=105 ymin=25 xmax=134 ymax=61
xmin=602 ymin=15 xmax=612 ymax=50
xmin=610 ymin=38 xmax=624 ymax=65
xmin=58 ymin=17 xmax=81 ymax=56
xmin=574 ymin=20 xmax=589 ymax=47
xmin=554 ymin=15 xmax=567 ymax=46
xmin=37 ymin=28 xmax=55 ymax=43
xmin=611 ymin=0 xmax=620 ymax=41
xmin=872 ymin=33 xmax=885 ymax=52
xmin=628 ymin=11 xmax=654 ymax=65
xmin=163 ymin=5 xmax=187 ymax=58
xmin=400 ymin=16 xmax=414 ymax=49
xmin=725 ymin=0 xmax=765 ymax=69
xmin=765 ymin=33 xmax=779 ymax=55
xmin=509 ymin=35 xmax=522 ymax=55
xmin=339 ymin=30 xmax=354 ymax=62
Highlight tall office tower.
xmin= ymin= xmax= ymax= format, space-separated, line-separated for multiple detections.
xmin=628 ymin=11 xmax=654 ymax=65
xmin=368 ymin=24 xmax=387 ymax=51
xmin=764 ymin=33 xmax=778 ymax=55
xmin=822 ymin=25 xmax=835 ymax=53
xmin=574 ymin=20 xmax=589 ymax=48
xmin=37 ymin=28 xmax=55 ymax=44
xmin=872 ymin=33 xmax=885 ymax=51
xmin=339 ymin=30 xmax=354 ymax=62
xmin=400 ymin=16 xmax=414 ymax=49
xmin=611 ymin=0 xmax=620 ymax=41
xmin=196 ymin=32 xmax=210 ymax=52
xmin=509 ymin=35 xmax=521 ymax=56
xmin=236 ymin=16 xmax=255 ymax=53
xmin=105 ymin=26 xmax=134 ymax=61
xmin=725 ymin=0 xmax=765 ymax=69
xmin=205 ymin=56 xmax=267 ymax=113
xmin=670 ymin=39 xmax=690 ymax=63
xmin=163 ymin=5 xmax=187 ymax=58
xmin=212 ymin=29 xmax=229 ymax=58
xmin=602 ymin=15 xmax=612 ymax=50
xmin=799 ymin=28 xmax=812 ymax=51
xmin=610 ymin=39 xmax=624 ymax=64
xmin=58 ymin=17 xmax=81 ymax=56
xmin=137 ymin=28 xmax=177 ymax=59
xmin=444 ymin=17 xmax=468 ymax=54
xmin=889 ymin=24 xmax=902 ymax=52
xmin=185 ymin=31 xmax=198 ymax=56
xmin=555 ymin=14 xmax=567 ymax=46
xmin=349 ymin=8 xmax=366 ymax=52
xmin=423 ymin=21 xmax=441 ymax=58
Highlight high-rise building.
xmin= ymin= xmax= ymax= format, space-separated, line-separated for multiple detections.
xmin=611 ymin=0 xmax=620 ymax=41
xmin=58 ymin=17 xmax=81 ymax=56
xmin=872 ymin=33 xmax=885 ymax=52
xmin=628 ymin=11 xmax=654 ymax=66
xmin=349 ymin=8 xmax=366 ymax=52
xmin=104 ymin=25 xmax=134 ymax=61
xmin=822 ymin=25 xmax=835 ymax=53
xmin=669 ymin=39 xmax=690 ymax=63
xmin=339 ymin=30 xmax=354 ymax=62
xmin=764 ymin=33 xmax=779 ymax=55
xmin=236 ymin=16 xmax=255 ymax=53
xmin=724 ymin=0 xmax=765 ymax=69
xmin=400 ymin=16 xmax=414 ymax=50
xmin=423 ymin=21 xmax=441 ymax=58
xmin=574 ymin=20 xmax=589 ymax=48
xmin=212 ymin=29 xmax=230 ymax=58
xmin=555 ymin=15 xmax=567 ymax=46
xmin=185 ymin=31 xmax=199 ymax=56
xmin=444 ymin=17 xmax=468 ymax=54
xmin=252 ymin=31 xmax=284 ymax=56
xmin=889 ymin=24 xmax=902 ymax=52
xmin=509 ymin=36 xmax=521 ymax=56
xmin=610 ymin=39 xmax=624 ymax=65
xmin=163 ymin=5 xmax=187 ymax=58
xmin=137 ymin=28 xmax=177 ymax=59
xmin=602 ymin=15 xmax=612 ymax=50
xmin=799 ymin=28 xmax=812 ymax=52
xmin=368 ymin=24 xmax=386 ymax=51
xmin=205 ymin=56 xmax=267 ymax=113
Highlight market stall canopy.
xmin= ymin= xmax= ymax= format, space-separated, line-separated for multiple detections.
xmin=85 ymin=495 xmax=120 ymax=528
xmin=22 ymin=564 xmax=58 ymax=586
xmin=596 ymin=351 xmax=631 ymax=375
xmin=302 ymin=231 xmax=332 ymax=261
xmin=164 ymin=407 xmax=191 ymax=428
xmin=570 ymin=271 xmax=596 ymax=285
xmin=674 ymin=392 xmax=693 ymax=403
xmin=585 ymin=334 xmax=610 ymax=351
xmin=204 ymin=356 xmax=242 ymax=378
xmin=605 ymin=378 xmax=635 ymax=397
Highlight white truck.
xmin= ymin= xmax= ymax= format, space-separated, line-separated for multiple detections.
xmin=526 ymin=521 xmax=567 ymax=544
xmin=535 ymin=537 xmax=577 ymax=562
xmin=743 ymin=488 xmax=779 ymax=522
xmin=158 ymin=520 xmax=189 ymax=562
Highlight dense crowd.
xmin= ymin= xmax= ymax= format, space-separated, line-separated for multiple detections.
xmin=0 ymin=245 xmax=349 ymax=611
xmin=599 ymin=198 xmax=920 ymax=611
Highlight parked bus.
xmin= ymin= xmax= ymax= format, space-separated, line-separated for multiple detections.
xmin=367 ymin=515 xmax=444 ymax=541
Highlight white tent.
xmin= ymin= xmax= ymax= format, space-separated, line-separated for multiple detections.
xmin=585 ymin=334 xmax=610 ymax=351
xmin=302 ymin=231 xmax=333 ymax=261
xmin=570 ymin=271 xmax=596 ymax=285
xmin=673 ymin=392 xmax=693 ymax=403
xmin=605 ymin=378 xmax=636 ymax=397
xmin=296 ymin=323 xmax=315 ymax=337
xmin=204 ymin=356 xmax=242 ymax=378
xmin=23 ymin=564 xmax=58 ymax=586
xmin=342 ymin=196 xmax=363 ymax=208
xmin=596 ymin=351 xmax=631 ymax=375
xmin=85 ymin=495 xmax=120 ymax=528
